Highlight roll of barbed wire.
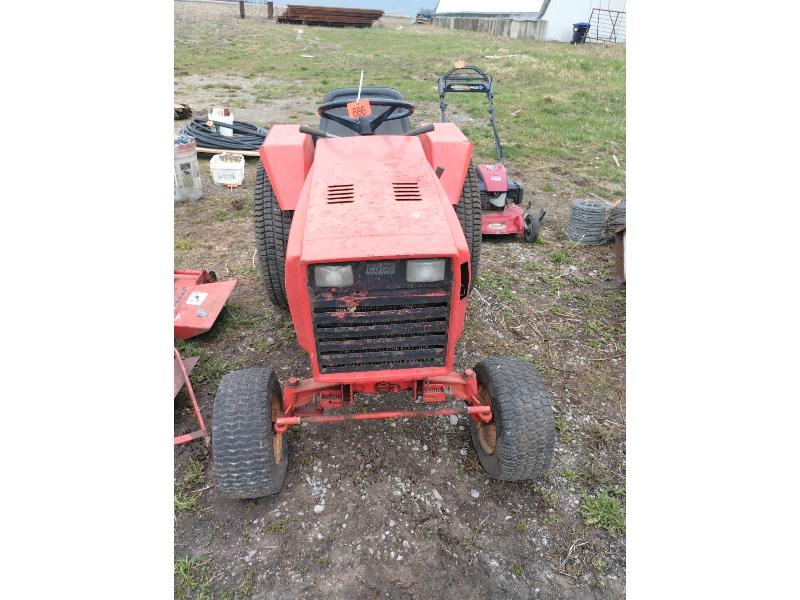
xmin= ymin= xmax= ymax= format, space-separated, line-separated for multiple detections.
xmin=604 ymin=201 xmax=626 ymax=237
xmin=565 ymin=199 xmax=626 ymax=245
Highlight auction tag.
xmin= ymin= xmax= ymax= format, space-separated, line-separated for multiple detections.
xmin=454 ymin=59 xmax=465 ymax=68
xmin=346 ymin=99 xmax=372 ymax=119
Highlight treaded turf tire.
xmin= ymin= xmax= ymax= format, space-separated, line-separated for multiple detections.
xmin=454 ymin=162 xmax=482 ymax=290
xmin=212 ymin=368 xmax=288 ymax=498
xmin=254 ymin=161 xmax=292 ymax=309
xmin=469 ymin=357 xmax=555 ymax=481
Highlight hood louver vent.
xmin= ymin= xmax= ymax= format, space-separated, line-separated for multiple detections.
xmin=327 ymin=184 xmax=355 ymax=204
xmin=392 ymin=182 xmax=422 ymax=201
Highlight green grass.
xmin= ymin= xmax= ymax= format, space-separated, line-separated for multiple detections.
xmin=533 ymin=485 xmax=558 ymax=510
xmin=580 ymin=488 xmax=625 ymax=536
xmin=551 ymin=248 xmax=571 ymax=264
xmin=262 ymin=518 xmax=291 ymax=535
xmin=175 ymin=238 xmax=197 ymax=250
xmin=561 ymin=467 xmax=577 ymax=481
xmin=175 ymin=339 xmax=242 ymax=392
xmin=175 ymin=458 xmax=206 ymax=514
xmin=175 ymin=556 xmax=215 ymax=599
xmin=175 ymin=14 xmax=625 ymax=194
xmin=586 ymin=421 xmax=617 ymax=449
xmin=476 ymin=272 xmax=515 ymax=302
xmin=238 ymin=568 xmax=255 ymax=597
xmin=581 ymin=461 xmax=613 ymax=489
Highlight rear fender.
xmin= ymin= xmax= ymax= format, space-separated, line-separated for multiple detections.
xmin=418 ymin=123 xmax=473 ymax=205
xmin=259 ymin=124 xmax=315 ymax=211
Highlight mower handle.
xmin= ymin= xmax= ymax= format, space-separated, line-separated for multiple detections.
xmin=438 ymin=65 xmax=504 ymax=164
xmin=405 ymin=123 xmax=435 ymax=136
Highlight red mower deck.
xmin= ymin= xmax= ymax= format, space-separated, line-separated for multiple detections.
xmin=174 ymin=269 xmax=237 ymax=340
xmin=173 ymin=269 xmax=236 ymax=446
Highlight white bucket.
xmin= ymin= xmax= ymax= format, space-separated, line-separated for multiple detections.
xmin=209 ymin=106 xmax=233 ymax=137
xmin=174 ymin=134 xmax=203 ymax=202
xmin=210 ymin=153 xmax=245 ymax=186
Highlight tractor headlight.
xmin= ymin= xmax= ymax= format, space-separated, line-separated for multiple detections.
xmin=314 ymin=264 xmax=354 ymax=287
xmin=406 ymin=259 xmax=446 ymax=283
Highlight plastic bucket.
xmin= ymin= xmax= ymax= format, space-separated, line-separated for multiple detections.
xmin=209 ymin=107 xmax=233 ymax=137
xmin=174 ymin=134 xmax=203 ymax=202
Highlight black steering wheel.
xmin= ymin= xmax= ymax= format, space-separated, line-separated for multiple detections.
xmin=317 ymin=98 xmax=415 ymax=135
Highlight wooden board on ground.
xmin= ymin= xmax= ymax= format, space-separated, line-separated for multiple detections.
xmin=196 ymin=147 xmax=260 ymax=157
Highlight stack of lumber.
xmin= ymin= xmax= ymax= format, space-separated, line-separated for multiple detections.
xmin=278 ymin=5 xmax=384 ymax=27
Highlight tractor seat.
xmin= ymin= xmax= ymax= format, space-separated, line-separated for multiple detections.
xmin=319 ymin=87 xmax=413 ymax=137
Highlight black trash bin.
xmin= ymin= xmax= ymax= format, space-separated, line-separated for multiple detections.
xmin=572 ymin=22 xmax=591 ymax=44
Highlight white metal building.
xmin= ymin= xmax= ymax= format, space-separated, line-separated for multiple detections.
xmin=434 ymin=0 xmax=626 ymax=43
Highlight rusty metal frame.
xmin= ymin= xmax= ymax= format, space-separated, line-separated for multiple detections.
xmin=174 ymin=347 xmax=209 ymax=446
xmin=274 ymin=368 xmax=492 ymax=434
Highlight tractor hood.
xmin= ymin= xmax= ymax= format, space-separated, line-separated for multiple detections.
xmin=292 ymin=135 xmax=464 ymax=264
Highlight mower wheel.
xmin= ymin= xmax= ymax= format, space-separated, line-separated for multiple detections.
xmin=254 ymin=162 xmax=292 ymax=308
xmin=454 ymin=162 xmax=482 ymax=290
xmin=212 ymin=368 xmax=288 ymax=498
xmin=523 ymin=209 xmax=544 ymax=243
xmin=469 ymin=357 xmax=555 ymax=481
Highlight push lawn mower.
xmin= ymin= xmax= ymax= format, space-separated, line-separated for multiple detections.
xmin=210 ymin=83 xmax=555 ymax=498
xmin=438 ymin=65 xmax=545 ymax=242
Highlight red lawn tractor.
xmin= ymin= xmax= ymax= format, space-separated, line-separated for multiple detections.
xmin=211 ymin=86 xmax=554 ymax=498
xmin=438 ymin=66 xmax=545 ymax=242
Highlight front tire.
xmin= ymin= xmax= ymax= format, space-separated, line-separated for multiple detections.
xmin=254 ymin=162 xmax=292 ymax=308
xmin=469 ymin=357 xmax=555 ymax=481
xmin=212 ymin=368 xmax=288 ymax=498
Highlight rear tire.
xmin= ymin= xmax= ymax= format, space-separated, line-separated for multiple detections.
xmin=454 ymin=162 xmax=482 ymax=289
xmin=254 ymin=162 xmax=292 ymax=309
xmin=212 ymin=368 xmax=288 ymax=498
xmin=469 ymin=357 xmax=555 ymax=481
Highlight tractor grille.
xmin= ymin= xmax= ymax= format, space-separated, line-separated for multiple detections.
xmin=310 ymin=286 xmax=451 ymax=374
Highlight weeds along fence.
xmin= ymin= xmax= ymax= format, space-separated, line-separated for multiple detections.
xmin=175 ymin=0 xmax=277 ymax=22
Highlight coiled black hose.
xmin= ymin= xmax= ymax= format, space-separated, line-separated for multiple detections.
xmin=180 ymin=117 xmax=268 ymax=151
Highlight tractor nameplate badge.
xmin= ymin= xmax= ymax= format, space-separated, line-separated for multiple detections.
xmin=366 ymin=262 xmax=396 ymax=276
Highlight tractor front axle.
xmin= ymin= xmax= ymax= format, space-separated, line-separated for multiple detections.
xmin=274 ymin=369 xmax=492 ymax=434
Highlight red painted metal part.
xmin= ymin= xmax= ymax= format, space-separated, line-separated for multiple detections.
xmin=282 ymin=134 xmax=472 ymax=382
xmin=260 ymin=124 xmax=315 ymax=211
xmin=174 ymin=347 xmax=209 ymax=446
xmin=481 ymin=202 xmax=525 ymax=235
xmin=274 ymin=369 xmax=491 ymax=434
xmin=476 ymin=162 xmax=508 ymax=193
xmin=174 ymin=269 xmax=237 ymax=340
xmin=417 ymin=123 xmax=473 ymax=204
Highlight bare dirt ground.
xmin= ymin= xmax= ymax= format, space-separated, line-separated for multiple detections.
xmin=174 ymin=4 xmax=625 ymax=599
